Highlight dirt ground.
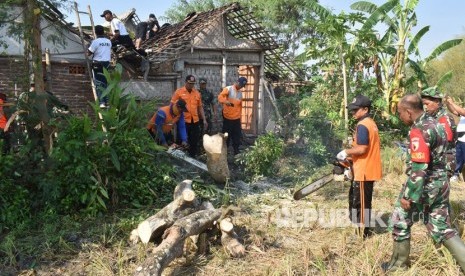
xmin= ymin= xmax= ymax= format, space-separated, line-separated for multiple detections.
xmin=4 ymin=150 xmax=465 ymax=276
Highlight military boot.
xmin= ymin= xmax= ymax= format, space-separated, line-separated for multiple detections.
xmin=443 ymin=235 xmax=465 ymax=272
xmin=381 ymin=239 xmax=410 ymax=272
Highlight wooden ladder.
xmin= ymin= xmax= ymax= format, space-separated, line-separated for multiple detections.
xmin=73 ymin=2 xmax=107 ymax=132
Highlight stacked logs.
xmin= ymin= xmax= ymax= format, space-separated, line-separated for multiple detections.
xmin=132 ymin=180 xmax=245 ymax=276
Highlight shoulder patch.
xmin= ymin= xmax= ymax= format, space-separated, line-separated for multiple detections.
xmin=409 ymin=128 xmax=430 ymax=163
xmin=438 ymin=116 xmax=453 ymax=142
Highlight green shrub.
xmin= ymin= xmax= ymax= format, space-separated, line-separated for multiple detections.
xmin=41 ymin=65 xmax=177 ymax=215
xmin=237 ymin=132 xmax=284 ymax=179
xmin=0 ymin=154 xmax=31 ymax=233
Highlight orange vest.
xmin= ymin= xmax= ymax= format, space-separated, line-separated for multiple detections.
xmin=171 ymin=86 xmax=202 ymax=123
xmin=146 ymin=106 xmax=181 ymax=134
xmin=0 ymin=99 xmax=7 ymax=129
xmin=218 ymin=85 xmax=242 ymax=120
xmin=351 ymin=117 xmax=382 ymax=181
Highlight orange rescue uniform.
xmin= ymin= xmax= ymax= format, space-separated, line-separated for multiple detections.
xmin=218 ymin=85 xmax=242 ymax=120
xmin=171 ymin=86 xmax=203 ymax=123
xmin=351 ymin=117 xmax=382 ymax=181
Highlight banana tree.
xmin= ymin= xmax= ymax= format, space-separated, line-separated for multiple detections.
xmin=351 ymin=0 xmax=462 ymax=116
xmin=303 ymin=2 xmax=368 ymax=134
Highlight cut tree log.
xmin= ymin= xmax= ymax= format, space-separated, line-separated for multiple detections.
xmin=135 ymin=208 xmax=222 ymax=276
xmin=131 ymin=180 xmax=199 ymax=244
xmin=203 ymin=133 xmax=230 ymax=183
xmin=220 ymin=217 xmax=245 ymax=258
xmin=173 ymin=179 xmax=194 ymax=200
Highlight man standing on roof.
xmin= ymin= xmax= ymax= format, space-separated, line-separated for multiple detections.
xmin=218 ymin=77 xmax=247 ymax=155
xmin=87 ymin=25 xmax=112 ymax=108
xmin=337 ymin=94 xmax=382 ymax=238
xmin=421 ymin=87 xmax=456 ymax=180
xmin=199 ymin=78 xmax=218 ymax=135
xmin=147 ymin=99 xmax=188 ymax=148
xmin=101 ymin=10 xmax=134 ymax=50
xmin=171 ymin=75 xmax=207 ymax=157
xmin=134 ymin=14 xmax=160 ymax=50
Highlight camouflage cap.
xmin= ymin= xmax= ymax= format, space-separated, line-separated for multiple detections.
xmin=421 ymin=86 xmax=443 ymax=99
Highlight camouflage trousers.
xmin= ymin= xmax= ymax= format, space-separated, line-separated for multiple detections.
xmin=446 ymin=151 xmax=456 ymax=178
xmin=389 ymin=176 xmax=457 ymax=244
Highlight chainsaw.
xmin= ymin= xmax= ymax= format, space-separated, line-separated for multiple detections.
xmin=293 ymin=159 xmax=352 ymax=200
xmin=147 ymin=130 xmax=209 ymax=172
xmin=166 ymin=146 xmax=209 ymax=172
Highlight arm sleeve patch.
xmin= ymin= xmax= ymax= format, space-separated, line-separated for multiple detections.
xmin=438 ymin=116 xmax=453 ymax=142
xmin=356 ymin=125 xmax=369 ymax=145
xmin=409 ymin=128 xmax=430 ymax=163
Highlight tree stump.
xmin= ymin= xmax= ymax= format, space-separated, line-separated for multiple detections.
xmin=203 ymin=133 xmax=230 ymax=183
xmin=220 ymin=217 xmax=245 ymax=258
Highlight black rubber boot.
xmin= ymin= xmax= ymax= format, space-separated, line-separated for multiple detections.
xmin=443 ymin=235 xmax=465 ymax=272
xmin=381 ymin=239 xmax=410 ymax=272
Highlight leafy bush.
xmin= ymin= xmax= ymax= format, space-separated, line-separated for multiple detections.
xmin=237 ymin=132 xmax=284 ymax=179
xmin=0 ymin=154 xmax=31 ymax=233
xmin=40 ymin=65 xmax=177 ymax=215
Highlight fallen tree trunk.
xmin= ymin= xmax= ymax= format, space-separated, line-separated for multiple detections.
xmin=220 ymin=217 xmax=245 ymax=258
xmin=203 ymin=133 xmax=230 ymax=183
xmin=135 ymin=208 xmax=222 ymax=276
xmin=131 ymin=181 xmax=199 ymax=244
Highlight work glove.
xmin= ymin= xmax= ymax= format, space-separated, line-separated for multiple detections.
xmin=336 ymin=150 xmax=347 ymax=161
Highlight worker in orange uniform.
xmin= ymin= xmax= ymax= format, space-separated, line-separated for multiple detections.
xmin=170 ymin=75 xmax=207 ymax=157
xmin=337 ymin=94 xmax=382 ymax=238
xmin=218 ymin=77 xmax=247 ymax=155
xmin=147 ymin=99 xmax=188 ymax=148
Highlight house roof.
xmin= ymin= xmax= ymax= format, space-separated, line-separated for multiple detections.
xmin=131 ymin=2 xmax=303 ymax=81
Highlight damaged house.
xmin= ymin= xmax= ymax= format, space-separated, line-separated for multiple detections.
xmin=117 ymin=2 xmax=302 ymax=134
xmin=0 ymin=2 xmax=302 ymax=134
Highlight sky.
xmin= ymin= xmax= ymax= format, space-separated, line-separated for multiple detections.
xmin=65 ymin=0 xmax=465 ymax=57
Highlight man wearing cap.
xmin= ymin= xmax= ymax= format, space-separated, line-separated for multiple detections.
xmin=101 ymin=10 xmax=134 ymax=50
xmin=147 ymin=99 xmax=188 ymax=148
xmin=198 ymin=78 xmax=218 ymax=135
xmin=171 ymin=75 xmax=207 ymax=157
xmin=337 ymin=94 xmax=382 ymax=238
xmin=87 ymin=25 xmax=112 ymax=107
xmin=218 ymin=77 xmax=247 ymax=155
xmin=134 ymin=14 xmax=160 ymax=50
xmin=421 ymin=86 xmax=456 ymax=179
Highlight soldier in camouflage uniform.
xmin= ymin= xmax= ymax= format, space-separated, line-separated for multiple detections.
xmin=198 ymin=78 xmax=217 ymax=135
xmin=421 ymin=86 xmax=456 ymax=178
xmin=382 ymin=94 xmax=465 ymax=272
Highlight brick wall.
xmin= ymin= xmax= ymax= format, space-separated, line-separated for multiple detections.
xmin=48 ymin=62 xmax=94 ymax=115
xmin=0 ymin=57 xmax=96 ymax=114
xmin=0 ymin=58 xmax=27 ymax=96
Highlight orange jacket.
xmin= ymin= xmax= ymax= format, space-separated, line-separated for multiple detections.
xmin=171 ymin=86 xmax=202 ymax=123
xmin=0 ymin=99 xmax=7 ymax=129
xmin=351 ymin=117 xmax=382 ymax=181
xmin=147 ymin=106 xmax=182 ymax=134
xmin=218 ymin=85 xmax=242 ymax=120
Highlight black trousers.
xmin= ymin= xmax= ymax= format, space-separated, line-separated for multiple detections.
xmin=111 ymin=35 xmax=134 ymax=49
xmin=92 ymin=61 xmax=110 ymax=105
xmin=185 ymin=122 xmax=200 ymax=157
xmin=222 ymin=117 xmax=241 ymax=154
xmin=349 ymin=181 xmax=374 ymax=235
xmin=0 ymin=129 xmax=10 ymax=155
